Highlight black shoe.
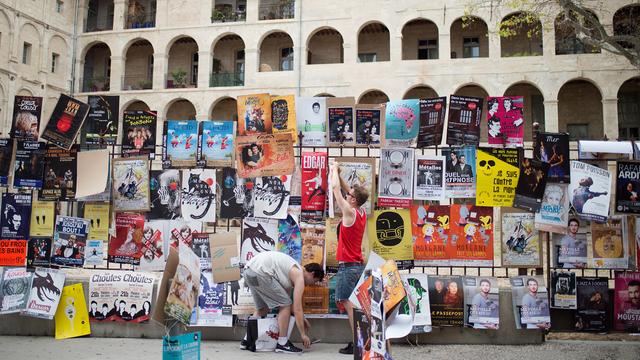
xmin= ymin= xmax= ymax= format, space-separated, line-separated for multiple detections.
xmin=240 ymin=339 xmax=248 ymax=350
xmin=339 ymin=342 xmax=354 ymax=355
xmin=275 ymin=340 xmax=303 ymax=354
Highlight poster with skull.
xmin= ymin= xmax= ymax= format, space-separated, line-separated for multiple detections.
xmin=148 ymin=170 xmax=182 ymax=220
xmin=252 ymin=176 xmax=291 ymax=220
xmin=378 ymin=148 xmax=414 ymax=208
xmin=181 ymin=169 xmax=217 ymax=223
xmin=240 ymin=217 xmax=278 ymax=265
xmin=475 ymin=148 xmax=520 ymax=207
xmin=367 ymin=209 xmax=414 ymax=269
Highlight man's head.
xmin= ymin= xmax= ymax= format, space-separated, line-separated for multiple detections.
xmin=303 ymin=263 xmax=325 ymax=285
xmin=435 ymin=279 xmax=444 ymax=292
xmin=91 ymin=301 xmax=97 ymax=311
xmin=102 ymin=303 xmax=109 ymax=314
xmin=568 ymin=219 xmax=579 ymax=235
xmin=488 ymin=117 xmax=501 ymax=133
xmin=628 ymin=280 xmax=640 ymax=306
xmin=312 ymin=102 xmax=320 ymax=113
xmin=450 ymin=152 xmax=458 ymax=162
xmin=347 ymin=184 xmax=369 ymax=208
xmin=119 ymin=300 xmax=126 ymax=310
xmin=479 ymin=279 xmax=491 ymax=294
xmin=130 ymin=304 xmax=137 ymax=313
xmin=503 ymin=97 xmax=512 ymax=109
xmin=459 ymin=155 xmax=466 ymax=165
xmin=527 ymin=278 xmax=538 ymax=293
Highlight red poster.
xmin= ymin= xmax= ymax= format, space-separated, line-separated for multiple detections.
xmin=487 ymin=96 xmax=525 ymax=147
xmin=301 ymin=152 xmax=328 ymax=212
xmin=410 ymin=205 xmax=450 ymax=266
xmin=108 ymin=213 xmax=145 ymax=265
xmin=0 ymin=239 xmax=27 ymax=266
xmin=449 ymin=204 xmax=493 ymax=267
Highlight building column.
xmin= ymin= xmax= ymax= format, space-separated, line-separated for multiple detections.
xmin=543 ymin=100 xmax=559 ymax=132
xmin=488 ymin=31 xmax=501 ymax=60
xmin=197 ymin=50 xmax=211 ymax=88
xmin=246 ymin=0 xmax=259 ymax=22
xmin=390 ymin=34 xmax=402 ymax=63
xmin=113 ymin=0 xmax=127 ymax=31
xmin=542 ymin=20 xmax=555 ymax=60
xmin=244 ymin=48 xmax=258 ymax=87
xmin=153 ymin=53 xmax=167 ymax=90
xmin=110 ymin=55 xmax=123 ymax=92
xmin=195 ymin=113 xmax=209 ymax=121
xmin=602 ymin=98 xmax=619 ymax=140
xmin=440 ymin=33 xmax=451 ymax=60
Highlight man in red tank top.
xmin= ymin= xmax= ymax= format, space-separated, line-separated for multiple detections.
xmin=330 ymin=161 xmax=369 ymax=355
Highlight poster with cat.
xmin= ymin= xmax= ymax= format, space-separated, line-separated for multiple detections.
xmin=252 ymin=176 xmax=291 ymax=220
xmin=181 ymin=169 xmax=217 ymax=223
xmin=148 ymin=170 xmax=182 ymax=220
xmin=240 ymin=217 xmax=278 ymax=265
xmin=219 ymin=168 xmax=254 ymax=219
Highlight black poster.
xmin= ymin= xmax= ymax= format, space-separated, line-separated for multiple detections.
xmin=328 ymin=107 xmax=353 ymax=144
xmin=10 ymin=95 xmax=42 ymax=140
xmin=0 ymin=139 xmax=13 ymax=186
xmin=353 ymin=308 xmax=371 ymax=359
xmin=446 ymin=95 xmax=483 ymax=146
xmin=39 ymin=145 xmax=78 ymax=201
xmin=148 ymin=169 xmax=182 ymax=220
xmin=355 ymin=107 xmax=381 ymax=146
xmin=82 ymin=95 xmax=120 ymax=147
xmin=417 ymin=97 xmax=447 ymax=148
xmin=615 ymin=161 xmax=640 ymax=214
xmin=13 ymin=140 xmax=46 ymax=189
xmin=41 ymin=94 xmax=90 ymax=150
xmin=533 ymin=132 xmax=570 ymax=183
xmin=27 ymin=237 xmax=52 ymax=267
xmin=122 ymin=110 xmax=157 ymax=158
xmin=0 ymin=192 xmax=32 ymax=240
xmin=575 ymin=277 xmax=609 ymax=332
xmin=513 ymin=158 xmax=550 ymax=212
xmin=219 ymin=168 xmax=254 ymax=219
xmin=427 ymin=275 xmax=464 ymax=326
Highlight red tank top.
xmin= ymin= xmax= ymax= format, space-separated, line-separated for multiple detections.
xmin=337 ymin=207 xmax=366 ymax=263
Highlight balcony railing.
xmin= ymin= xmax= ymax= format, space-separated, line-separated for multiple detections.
xmin=84 ymin=17 xmax=114 ymax=32
xmin=126 ymin=14 xmax=156 ymax=29
xmin=122 ymin=75 xmax=153 ymax=91
xmin=81 ymin=76 xmax=110 ymax=92
xmin=211 ymin=9 xmax=246 ymax=23
xmin=259 ymin=3 xmax=294 ymax=20
xmin=210 ymin=72 xmax=244 ymax=87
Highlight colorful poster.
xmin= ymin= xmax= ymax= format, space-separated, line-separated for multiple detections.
xmin=449 ymin=204 xmax=493 ymax=267
xmin=165 ymin=243 xmax=201 ymax=324
xmin=277 ymin=215 xmax=302 ymax=263
xmin=570 ymin=161 xmax=612 ymax=223
xmin=13 ymin=140 xmax=46 ymax=188
xmin=550 ymin=271 xmax=577 ymax=309
xmin=235 ymin=133 xmax=294 ymax=178
xmin=26 ymin=237 xmax=51 ymax=267
xmin=84 ymin=240 xmax=104 ymax=267
xmin=219 ymin=168 xmax=254 ymax=219
xmin=198 ymin=121 xmax=234 ymax=167
xmin=575 ymin=277 xmax=609 ymax=332
xmin=10 ymin=95 xmax=42 ymax=140
xmin=428 ymin=275 xmax=464 ymax=326
xmin=400 ymin=273 xmax=432 ymax=333
xmin=29 ymin=199 xmax=55 ymax=238
xmin=0 ymin=267 xmax=32 ymax=314
xmin=54 ymin=283 xmax=91 ymax=339
xmin=615 ymin=161 xmax=640 ymax=214
xmin=411 ymin=205 xmax=450 ymax=266
xmin=88 ymin=270 xmax=155 ymax=323
xmin=163 ymin=120 xmax=198 ymax=168
xmin=355 ymin=104 xmax=383 ymax=146
xmin=193 ymin=273 xmax=232 ymax=327
xmin=501 ymin=212 xmax=541 ymax=267
xmin=41 ymin=94 xmax=90 ymax=150
xmin=441 ymin=146 xmax=476 ymax=198
xmin=0 ymin=139 xmax=12 ymax=186
xmin=0 ymin=240 xmax=27 ymax=266
xmin=237 ymin=93 xmax=272 ymax=135
xmin=463 ymin=276 xmax=499 ymax=329
xmin=240 ymin=217 xmax=278 ymax=265
xmin=413 ymin=155 xmax=445 ymax=201
xmin=534 ymin=132 xmax=570 ymax=183
xmin=513 ymin=158 xmax=549 ymax=212
xmin=300 ymin=222 xmax=325 ymax=267
xmin=446 ymin=95 xmax=483 ymax=146
xmin=552 ymin=218 xmax=588 ymax=268
xmin=163 ymin=332 xmax=201 ymax=360
xmin=417 ymin=97 xmax=446 ymax=148
xmin=378 ymin=148 xmax=414 ymax=208
xmin=23 ymin=267 xmax=65 ymax=320
xmin=0 ymin=192 xmax=31 ymax=240
xmin=139 ymin=220 xmax=167 ymax=271
xmin=590 ymin=217 xmax=629 ymax=269
xmin=510 ymin=276 xmax=550 ymax=330
xmin=334 ymin=157 xmax=376 ymax=215
xmin=148 ymin=170 xmax=182 ymax=220
xmin=301 ymin=152 xmax=328 ymax=213
xmin=327 ymin=98 xmax=355 ymax=146
xmin=167 ymin=220 xmax=202 ymax=249
xmin=51 ymin=216 xmax=90 ymax=267
xmin=181 ymin=169 xmax=217 ymax=222
xmin=84 ymin=203 xmax=110 ymax=240
xmin=367 ymin=209 xmax=414 ymax=269
xmin=353 ymin=309 xmax=371 ymax=359
xmin=476 ymin=148 xmax=520 ymax=207
xmin=39 ymin=145 xmax=77 ymax=201
xmin=535 ymin=184 xmax=570 ymax=234
xmin=82 ymin=95 xmax=119 ymax=146
xmin=296 ymin=97 xmax=326 ymax=147
xmin=122 ymin=110 xmax=157 ymax=157
xmin=112 ymin=157 xmax=151 ymax=212
xmin=613 ymin=271 xmax=640 ymax=332
xmin=271 ymin=95 xmax=297 ymax=142
xmin=486 ymin=96 xmax=524 ymax=147
xmin=384 ymin=99 xmax=420 ymax=147
xmin=253 ymin=176 xmax=291 ymax=220
xmin=108 ymin=212 xmax=145 ymax=265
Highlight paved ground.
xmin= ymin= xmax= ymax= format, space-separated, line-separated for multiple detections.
xmin=1 ymin=336 xmax=639 ymax=360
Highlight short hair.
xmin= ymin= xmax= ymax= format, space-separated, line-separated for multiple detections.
xmin=479 ymin=279 xmax=491 ymax=287
xmin=629 ymin=280 xmax=640 ymax=288
xmin=527 ymin=278 xmax=538 ymax=286
xmin=304 ymin=263 xmax=325 ymax=281
xmin=120 ymin=300 xmax=126 ymax=304
xmin=488 ymin=116 xmax=500 ymax=126
xmin=312 ymin=102 xmax=320 ymax=108
xmin=352 ymin=184 xmax=369 ymax=207
xmin=488 ymin=98 xmax=499 ymax=108
xmin=91 ymin=301 xmax=97 ymax=305
xmin=568 ymin=218 xmax=580 ymax=226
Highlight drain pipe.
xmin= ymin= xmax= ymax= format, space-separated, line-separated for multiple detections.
xmin=70 ymin=0 xmax=80 ymax=95
xmin=296 ymin=0 xmax=302 ymax=96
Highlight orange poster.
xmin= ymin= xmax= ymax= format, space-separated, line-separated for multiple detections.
xmin=0 ymin=239 xmax=27 ymax=266
xmin=449 ymin=204 xmax=494 ymax=267
xmin=237 ymin=93 xmax=272 ymax=135
xmin=410 ymin=204 xmax=451 ymax=266
xmin=234 ymin=133 xmax=294 ymax=178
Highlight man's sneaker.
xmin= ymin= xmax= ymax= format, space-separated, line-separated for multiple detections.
xmin=240 ymin=339 xmax=248 ymax=350
xmin=339 ymin=342 xmax=354 ymax=355
xmin=275 ymin=340 xmax=303 ymax=354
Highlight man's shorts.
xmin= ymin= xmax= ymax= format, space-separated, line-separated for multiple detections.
xmin=244 ymin=268 xmax=292 ymax=310
xmin=334 ymin=262 xmax=365 ymax=302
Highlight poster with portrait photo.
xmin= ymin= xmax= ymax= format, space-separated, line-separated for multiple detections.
xmin=570 ymin=161 xmax=612 ymax=223
xmin=510 ymin=276 xmax=550 ymax=330
xmin=533 ymin=132 xmax=570 ymax=183
xmin=486 ymin=96 xmax=525 ymax=148
xmin=13 ymin=140 xmax=46 ymax=188
xmin=10 ymin=95 xmax=42 ymax=140
xmin=235 ymin=133 xmax=294 ymax=178
xmin=417 ymin=97 xmax=446 ymax=148
xmin=413 ymin=155 xmax=445 ymax=201
xmin=82 ymin=95 xmax=119 ymax=147
xmin=535 ymin=184 xmax=571 ymax=234
xmin=108 ymin=212 xmax=145 ymax=265
xmin=237 ymin=93 xmax=272 ymax=136
xmin=167 ymin=220 xmax=202 ymax=249
xmin=240 ymin=217 xmax=278 ymax=265
xmin=26 ymin=237 xmax=52 ymax=267
xmin=253 ymin=176 xmax=291 ymax=220
xmin=197 ymin=121 xmax=235 ymax=168
xmin=148 ymin=170 xmax=181 ymax=220
xmin=449 ymin=204 xmax=494 ymax=267
xmin=163 ymin=120 xmax=198 ymax=168
xmin=122 ymin=110 xmax=157 ymax=158
xmin=384 ymin=100 xmax=420 ymax=147
xmin=219 ymin=168 xmax=254 ymax=219
xmin=399 ymin=273 xmax=432 ymax=333
xmin=51 ymin=216 xmax=90 ymax=267
xmin=411 ymin=205 xmax=450 ymax=266
xmin=271 ymin=95 xmax=297 ymax=143
xmin=427 ymin=275 xmax=464 ymax=327
xmin=367 ymin=209 xmax=414 ymax=269
xmin=39 ymin=145 xmax=78 ymax=201
xmin=378 ymin=148 xmax=414 ymax=208
xmin=41 ymin=94 xmax=90 ymax=150
xmin=501 ymin=212 xmax=541 ymax=267
xmin=112 ymin=157 xmax=151 ymax=212
xmin=550 ymin=271 xmax=576 ymax=309
xmin=613 ymin=271 xmax=640 ymax=332
xmin=88 ymin=270 xmax=155 ymax=323
xmin=575 ymin=277 xmax=609 ymax=332
xmin=181 ymin=169 xmax=217 ymax=223
xmin=296 ymin=97 xmax=326 ymax=147
xmin=615 ymin=161 xmax=640 ymax=214
xmin=441 ymin=146 xmax=476 ymax=199
xmin=138 ymin=220 xmax=167 ymax=272
xmin=0 ymin=192 xmax=31 ymax=240
xmin=463 ymin=276 xmax=499 ymax=329
xmin=552 ymin=218 xmax=588 ymax=268
xmin=513 ymin=158 xmax=549 ymax=212
xmin=0 ymin=139 xmax=13 ymax=186
xmin=327 ymin=97 xmax=355 ymax=146
xmin=355 ymin=104 xmax=383 ymax=146
xmin=446 ymin=95 xmax=483 ymax=146
xmin=590 ymin=217 xmax=629 ymax=269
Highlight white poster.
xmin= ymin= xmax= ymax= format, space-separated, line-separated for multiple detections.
xmin=23 ymin=268 xmax=66 ymax=320
xmin=378 ymin=148 xmax=414 ymax=207
xmin=413 ymin=154 xmax=445 ymax=201
xmin=569 ymin=161 xmax=611 ymax=223
xmin=88 ymin=270 xmax=155 ymax=323
xmin=297 ymin=97 xmax=326 ymax=147
xmin=139 ymin=220 xmax=168 ymax=272
xmin=253 ymin=176 xmax=292 ymax=220
xmin=535 ymin=183 xmax=570 ymax=234
xmin=181 ymin=169 xmax=217 ymax=223
xmin=240 ymin=217 xmax=278 ymax=265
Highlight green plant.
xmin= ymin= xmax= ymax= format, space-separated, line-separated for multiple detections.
xmin=212 ymin=9 xmax=225 ymax=22
xmin=171 ymin=68 xmax=187 ymax=87
xmin=138 ymin=79 xmax=152 ymax=89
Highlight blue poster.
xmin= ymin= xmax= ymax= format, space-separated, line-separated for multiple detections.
xmin=163 ymin=120 xmax=198 ymax=168
xmin=384 ymin=99 xmax=420 ymax=147
xmin=198 ymin=121 xmax=234 ymax=167
xmin=163 ymin=331 xmax=201 ymax=360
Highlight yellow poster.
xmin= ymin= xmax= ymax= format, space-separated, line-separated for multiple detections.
xmin=30 ymin=198 xmax=55 ymax=237
xmin=271 ymin=95 xmax=297 ymax=143
xmin=475 ymin=149 xmax=520 ymax=207
xmin=367 ymin=209 xmax=414 ymax=266
xmin=54 ymin=283 xmax=91 ymax=340
xmin=324 ymin=218 xmax=340 ymax=271
xmin=84 ymin=203 xmax=110 ymax=240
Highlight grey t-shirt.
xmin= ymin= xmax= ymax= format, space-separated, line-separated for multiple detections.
xmin=245 ymin=251 xmax=300 ymax=290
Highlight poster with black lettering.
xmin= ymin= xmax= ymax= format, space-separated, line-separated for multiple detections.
xmin=533 ymin=132 xmax=570 ymax=183
xmin=513 ymin=158 xmax=550 ymax=212
xmin=417 ymin=97 xmax=446 ymax=148
xmin=575 ymin=277 xmax=609 ymax=332
xmin=550 ymin=271 xmax=576 ymax=309
xmin=486 ymin=96 xmax=525 ymax=148
xmin=190 ymin=232 xmax=212 ymax=272
xmin=355 ymin=104 xmax=383 ymax=146
xmin=51 ymin=216 xmax=90 ymax=267
xmin=122 ymin=110 xmax=157 ymax=158
xmin=475 ymin=148 xmax=520 ymax=207
xmin=23 ymin=267 xmax=65 ymax=320
xmin=384 ymin=100 xmax=420 ymax=147
xmin=590 ymin=217 xmax=628 ymax=269
xmin=449 ymin=204 xmax=494 ymax=267
xmin=139 ymin=220 xmax=167 ymax=272
xmin=441 ymin=146 xmax=476 ymax=198
xmin=82 ymin=95 xmax=119 ymax=147
xmin=26 ymin=237 xmax=52 ymax=267
xmin=446 ymin=95 xmax=483 ymax=146
xmin=219 ymin=168 xmax=254 ymax=219
xmin=41 ymin=94 xmax=90 ymax=150
xmin=613 ymin=271 xmax=640 ymax=332
xmin=510 ymin=276 xmax=550 ymax=330
xmin=0 ymin=139 xmax=13 ymax=186
xmin=378 ymin=148 xmax=414 ymax=208
xmin=296 ymin=97 xmax=326 ymax=147
xmin=148 ymin=170 xmax=182 ymax=220
xmin=535 ymin=184 xmax=571 ymax=234
xmin=427 ymin=275 xmax=464 ymax=327
xmin=197 ymin=121 xmax=235 ymax=168
xmin=39 ymin=145 xmax=78 ymax=201
xmin=367 ymin=209 xmax=414 ymax=269
xmin=181 ymin=169 xmax=217 ymax=223
xmin=0 ymin=192 xmax=32 ymax=240
xmin=411 ymin=205 xmax=451 ymax=266
xmin=163 ymin=120 xmax=198 ymax=168
xmin=13 ymin=140 xmax=46 ymax=188
xmin=10 ymin=95 xmax=42 ymax=140
xmin=240 ymin=217 xmax=278 ymax=265
xmin=108 ymin=213 xmax=145 ymax=265
xmin=88 ymin=270 xmax=155 ymax=323
xmin=569 ymin=161 xmax=612 ymax=223
xmin=301 ymin=152 xmax=328 ymax=216
xmin=615 ymin=161 xmax=640 ymax=214
xmin=413 ymin=155 xmax=445 ymax=201
xmin=0 ymin=267 xmax=32 ymax=314
xmin=327 ymin=97 xmax=355 ymax=146
xmin=253 ymin=176 xmax=291 ymax=220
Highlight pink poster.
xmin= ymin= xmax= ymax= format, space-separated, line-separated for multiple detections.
xmin=614 ymin=271 xmax=640 ymax=332
xmin=487 ymin=96 xmax=525 ymax=148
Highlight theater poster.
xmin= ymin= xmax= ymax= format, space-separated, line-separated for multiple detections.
xmin=510 ymin=276 xmax=550 ymax=330
xmin=122 ymin=110 xmax=157 ymax=158
xmin=417 ymin=97 xmax=446 ymax=148
xmin=237 ymin=93 xmax=272 ymax=135
xmin=0 ymin=139 xmax=13 ymax=186
xmin=334 ymin=157 xmax=376 ymax=216
xmin=441 ymin=146 xmax=476 ymax=198
xmin=551 ymin=219 xmax=588 ymax=269
xmin=501 ymin=212 xmax=541 ymax=267
xmin=413 ymin=155 xmax=445 ymax=201
xmin=476 ymin=148 xmax=520 ymax=207
xmin=180 ymin=169 xmax=217 ymax=223
xmin=10 ymin=95 xmax=42 ymax=140
xmin=324 ymin=217 xmax=341 ymax=273
xmin=378 ymin=148 xmax=414 ymax=208
xmin=112 ymin=157 xmax=150 ymax=212
xmin=446 ymin=95 xmax=483 ymax=146
xmin=590 ymin=217 xmax=629 ymax=269
xmin=427 ymin=275 xmax=464 ymax=326
xmin=513 ymin=158 xmax=549 ymax=212
xmin=252 ymin=175 xmax=291 ymax=220
xmin=533 ymin=132 xmax=570 ymax=183
xmin=615 ymin=161 xmax=640 ymax=214
xmin=82 ymin=95 xmax=119 ymax=146
xmin=296 ymin=97 xmax=326 ymax=147
xmin=368 ymin=209 xmax=414 ymax=269
xmin=486 ymin=96 xmax=524 ymax=147
xmin=449 ymin=204 xmax=493 ymax=267
xmin=300 ymin=222 xmax=325 ymax=268
xmin=23 ymin=268 xmax=65 ymax=320
xmin=51 ymin=216 xmax=90 ymax=267
xmin=411 ymin=205 xmax=450 ymax=266
xmin=301 ymin=152 xmax=328 ymax=214
xmin=570 ymin=161 xmax=612 ymax=223
xmin=26 ymin=237 xmax=51 ymax=267
xmin=108 ymin=212 xmax=145 ymax=265
xmin=0 ymin=192 xmax=32 ymax=240
xmin=240 ymin=217 xmax=278 ymax=265
xmin=235 ymin=133 xmax=294 ymax=178
xmin=463 ymin=276 xmax=499 ymax=329
xmin=163 ymin=120 xmax=198 ymax=168
xmin=535 ymin=184 xmax=570 ymax=234
xmin=384 ymin=99 xmax=420 ymax=147
xmin=613 ymin=271 xmax=640 ymax=332
xmin=400 ymin=273 xmax=432 ymax=333
xmin=148 ymin=170 xmax=182 ymax=220
xmin=197 ymin=121 xmax=235 ymax=168
xmin=13 ymin=140 xmax=46 ymax=189
xmin=54 ymin=283 xmax=91 ymax=340
xmin=550 ymin=271 xmax=577 ymax=309
xmin=355 ymin=104 xmax=383 ymax=146
xmin=88 ymin=270 xmax=155 ymax=323
xmin=327 ymin=97 xmax=355 ymax=146
xmin=219 ymin=168 xmax=254 ymax=219
xmin=41 ymin=94 xmax=90 ymax=150
xmin=575 ymin=277 xmax=609 ymax=332
xmin=0 ymin=267 xmax=32 ymax=314
xmin=277 ymin=215 xmax=302 ymax=264
xmin=139 ymin=220 xmax=167 ymax=272
xmin=271 ymin=95 xmax=297 ymax=143
xmin=39 ymin=145 xmax=78 ymax=201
